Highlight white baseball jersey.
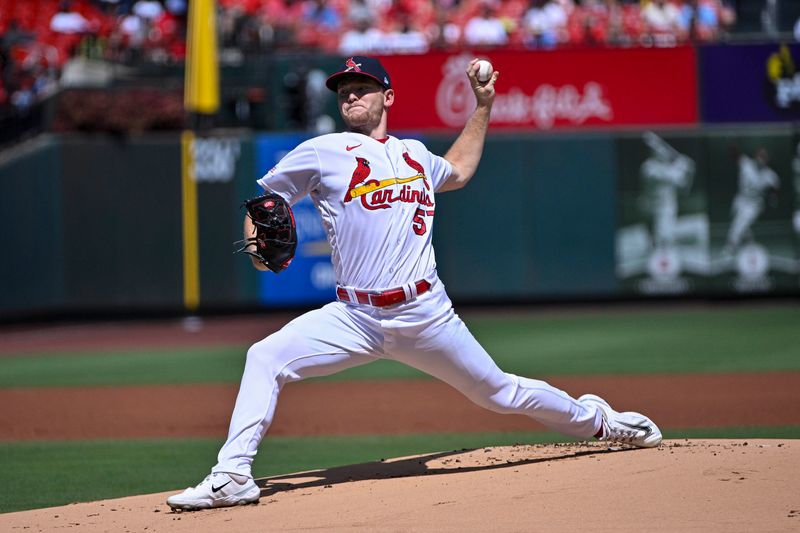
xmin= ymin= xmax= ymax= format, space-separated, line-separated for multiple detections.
xmin=258 ymin=132 xmax=452 ymax=290
xmin=738 ymin=155 xmax=778 ymax=199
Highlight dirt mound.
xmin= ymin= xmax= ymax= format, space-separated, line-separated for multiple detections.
xmin=2 ymin=440 xmax=797 ymax=532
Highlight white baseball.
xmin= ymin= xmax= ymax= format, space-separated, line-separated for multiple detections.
xmin=475 ymin=60 xmax=493 ymax=84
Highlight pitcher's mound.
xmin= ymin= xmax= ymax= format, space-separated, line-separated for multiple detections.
xmin=2 ymin=440 xmax=797 ymax=532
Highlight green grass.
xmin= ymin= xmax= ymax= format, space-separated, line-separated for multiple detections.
xmin=0 ymin=346 xmax=249 ymax=388
xmin=662 ymin=426 xmax=800 ymax=440
xmin=2 ymin=426 xmax=798 ymax=514
xmin=464 ymin=304 xmax=800 ymax=376
xmin=1 ymin=305 xmax=799 ymax=388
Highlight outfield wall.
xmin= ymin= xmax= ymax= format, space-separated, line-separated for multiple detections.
xmin=3 ymin=42 xmax=800 ymax=318
xmin=1 ymin=126 xmax=798 ymax=319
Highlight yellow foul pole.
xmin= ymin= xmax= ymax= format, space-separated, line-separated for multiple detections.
xmin=182 ymin=0 xmax=220 ymax=311
xmin=181 ymin=130 xmax=200 ymax=311
xmin=185 ymin=0 xmax=220 ymax=114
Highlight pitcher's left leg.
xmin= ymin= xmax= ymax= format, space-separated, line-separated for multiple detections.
xmin=388 ymin=310 xmax=600 ymax=439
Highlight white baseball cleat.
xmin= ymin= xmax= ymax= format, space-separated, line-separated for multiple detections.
xmin=580 ymin=394 xmax=662 ymax=448
xmin=166 ymin=472 xmax=260 ymax=511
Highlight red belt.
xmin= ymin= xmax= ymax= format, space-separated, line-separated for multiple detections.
xmin=336 ymin=280 xmax=431 ymax=307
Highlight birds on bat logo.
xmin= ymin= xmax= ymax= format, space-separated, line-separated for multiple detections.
xmin=345 ymin=57 xmax=362 ymax=72
xmin=344 ymin=157 xmax=371 ymax=203
xmin=343 ymin=152 xmax=433 ymax=211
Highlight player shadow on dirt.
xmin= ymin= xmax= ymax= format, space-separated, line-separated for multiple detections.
xmin=256 ymin=444 xmax=635 ymax=497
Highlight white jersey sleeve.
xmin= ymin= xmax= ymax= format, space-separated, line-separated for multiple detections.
xmin=763 ymin=168 xmax=779 ymax=189
xmin=257 ymin=139 xmax=320 ymax=205
xmin=430 ymin=152 xmax=454 ymax=192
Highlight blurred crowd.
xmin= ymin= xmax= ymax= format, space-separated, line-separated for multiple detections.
xmin=0 ymin=0 xmax=743 ymax=120
xmin=0 ymin=0 xmax=188 ymax=119
xmin=220 ymin=0 xmax=738 ymax=54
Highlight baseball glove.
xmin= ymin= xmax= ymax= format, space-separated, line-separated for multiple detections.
xmin=236 ymin=193 xmax=297 ymax=273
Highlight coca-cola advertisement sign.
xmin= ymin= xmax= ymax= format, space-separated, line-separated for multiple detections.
xmin=380 ymin=48 xmax=698 ymax=131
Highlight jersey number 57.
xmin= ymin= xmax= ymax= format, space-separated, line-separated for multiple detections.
xmin=412 ymin=208 xmax=435 ymax=236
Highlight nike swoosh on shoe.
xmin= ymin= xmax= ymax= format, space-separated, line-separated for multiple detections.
xmin=211 ymin=480 xmax=232 ymax=493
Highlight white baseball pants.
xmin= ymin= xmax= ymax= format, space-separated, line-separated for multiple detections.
xmin=213 ymin=277 xmax=601 ymax=476
xmin=727 ymin=195 xmax=764 ymax=247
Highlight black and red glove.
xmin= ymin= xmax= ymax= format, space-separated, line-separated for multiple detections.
xmin=236 ymin=193 xmax=297 ymax=273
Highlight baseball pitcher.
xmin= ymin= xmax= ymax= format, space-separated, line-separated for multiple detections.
xmin=724 ymin=148 xmax=780 ymax=253
xmin=167 ymin=56 xmax=662 ymax=511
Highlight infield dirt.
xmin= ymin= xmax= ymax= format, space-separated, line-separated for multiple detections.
xmin=2 ymin=372 xmax=800 ymax=440
xmin=1 ymin=440 xmax=797 ymax=532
